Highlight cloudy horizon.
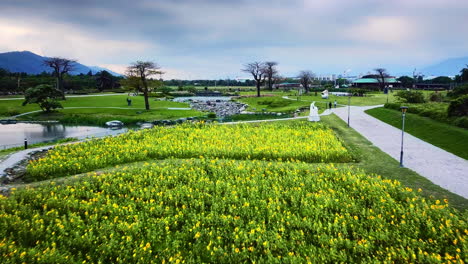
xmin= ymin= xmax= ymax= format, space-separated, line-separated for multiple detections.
xmin=0 ymin=0 xmax=467 ymax=79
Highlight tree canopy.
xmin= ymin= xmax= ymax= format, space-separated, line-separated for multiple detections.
xmin=22 ymin=84 xmax=63 ymax=112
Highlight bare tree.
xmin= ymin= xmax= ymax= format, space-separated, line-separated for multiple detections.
xmin=298 ymin=70 xmax=314 ymax=94
xmin=242 ymin=62 xmax=267 ymax=97
xmin=374 ymin=68 xmax=389 ymax=91
xmin=43 ymin=57 xmax=77 ymax=99
xmin=127 ymin=61 xmax=163 ymax=110
xmin=264 ymin=61 xmax=278 ymax=91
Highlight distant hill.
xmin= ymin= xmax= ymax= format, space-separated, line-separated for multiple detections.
xmin=0 ymin=51 xmax=121 ymax=76
xmin=420 ymin=56 xmax=468 ymax=76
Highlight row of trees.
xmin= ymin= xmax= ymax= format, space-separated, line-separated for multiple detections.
xmin=241 ymin=61 xmax=319 ymax=97
xmin=0 ymin=67 xmax=122 ymax=95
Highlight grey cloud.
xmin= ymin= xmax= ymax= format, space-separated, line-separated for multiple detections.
xmin=1 ymin=0 xmax=467 ymax=78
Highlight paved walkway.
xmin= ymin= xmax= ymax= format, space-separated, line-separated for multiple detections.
xmin=333 ymin=105 xmax=468 ymax=199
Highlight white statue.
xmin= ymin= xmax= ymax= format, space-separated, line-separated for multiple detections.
xmin=308 ymin=102 xmax=320 ymax=122
xmin=321 ymin=89 xmax=329 ymax=99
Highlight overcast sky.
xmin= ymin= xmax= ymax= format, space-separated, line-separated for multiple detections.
xmin=0 ymin=0 xmax=467 ymax=79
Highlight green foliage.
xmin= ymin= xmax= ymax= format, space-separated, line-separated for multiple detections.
xmin=395 ymin=90 xmax=426 ymax=103
xmin=207 ymin=112 xmax=217 ymax=118
xmin=383 ymin=102 xmax=468 ymax=127
xmin=348 ymin=88 xmax=370 ymax=96
xmin=429 ymin=92 xmax=444 ymax=102
xmin=156 ymin=86 xmax=173 ymax=94
xmin=257 ymin=99 xmax=291 ymax=108
xmin=430 ymin=76 xmax=453 ymax=84
xmin=22 ymin=84 xmax=63 ymax=112
xmin=447 ymin=84 xmax=468 ymax=98
xmin=448 ymin=95 xmax=468 ymax=117
xmin=397 ymin=76 xmax=414 ymax=87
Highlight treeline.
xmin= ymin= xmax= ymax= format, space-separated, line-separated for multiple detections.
xmin=0 ymin=68 xmax=123 ymax=95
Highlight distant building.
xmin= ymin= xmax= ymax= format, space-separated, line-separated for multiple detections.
xmin=352 ymin=75 xmax=399 ymax=88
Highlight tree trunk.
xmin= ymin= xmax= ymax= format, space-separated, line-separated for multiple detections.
xmin=256 ymin=81 xmax=261 ymax=97
xmin=57 ymin=76 xmax=66 ymax=100
xmin=143 ymin=88 xmax=150 ymax=110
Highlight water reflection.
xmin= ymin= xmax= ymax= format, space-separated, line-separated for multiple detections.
xmin=0 ymin=123 xmax=128 ymax=149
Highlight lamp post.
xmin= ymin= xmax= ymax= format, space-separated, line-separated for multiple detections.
xmin=386 ymin=86 xmax=389 ymax=104
xmin=347 ymin=95 xmax=351 ymax=127
xmin=399 ymin=106 xmax=408 ymax=167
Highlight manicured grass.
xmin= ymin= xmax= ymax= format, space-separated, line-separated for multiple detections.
xmin=365 ymin=107 xmax=468 ymax=160
xmin=236 ymin=96 xmax=311 ymax=112
xmin=320 ymin=114 xmax=468 ymax=211
xmin=21 ymin=107 xmax=204 ymax=126
xmin=0 ymin=95 xmax=195 ymax=116
xmin=0 ymin=94 xmax=205 ymax=125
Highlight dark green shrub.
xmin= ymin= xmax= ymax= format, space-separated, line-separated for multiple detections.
xmin=429 ymin=92 xmax=444 ymax=102
xmin=156 ymin=86 xmax=173 ymax=94
xmin=207 ymin=113 xmax=216 ymax=118
xmin=453 ymin=116 xmax=468 ymax=128
xmin=448 ymin=95 xmax=468 ymax=117
xmin=447 ymin=84 xmax=468 ymax=98
xmin=395 ymin=90 xmax=425 ymax=103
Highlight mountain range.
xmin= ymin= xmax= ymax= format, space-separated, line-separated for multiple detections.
xmin=420 ymin=56 xmax=468 ymax=77
xmin=0 ymin=51 xmax=121 ymax=76
xmin=1 ymin=50 xmax=467 ymax=78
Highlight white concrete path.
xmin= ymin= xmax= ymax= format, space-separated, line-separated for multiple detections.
xmin=333 ymin=105 xmax=468 ymax=199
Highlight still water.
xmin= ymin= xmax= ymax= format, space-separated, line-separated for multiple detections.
xmin=0 ymin=123 xmax=128 ymax=149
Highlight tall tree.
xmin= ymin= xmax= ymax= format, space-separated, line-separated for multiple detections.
xmin=127 ymin=61 xmax=162 ymax=110
xmin=397 ymin=76 xmax=414 ymax=88
xmin=374 ymin=68 xmax=389 ymax=91
xmin=242 ymin=62 xmax=267 ymax=97
xmin=95 ymin=70 xmax=115 ymax=91
xmin=298 ymin=70 xmax=314 ymax=94
xmin=43 ymin=57 xmax=77 ymax=99
xmin=264 ymin=61 xmax=278 ymax=91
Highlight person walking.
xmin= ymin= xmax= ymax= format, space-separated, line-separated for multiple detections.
xmin=329 ymin=101 xmax=332 ymax=109
xmin=334 ymin=100 xmax=337 ymax=108
xmin=127 ymin=98 xmax=132 ymax=106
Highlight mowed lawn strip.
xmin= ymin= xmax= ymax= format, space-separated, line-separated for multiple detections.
xmin=365 ymin=107 xmax=468 ymax=160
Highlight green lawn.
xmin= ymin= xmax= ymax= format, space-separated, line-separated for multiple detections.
xmin=0 ymin=95 xmax=192 ymax=116
xmin=0 ymin=95 xmax=205 ymax=124
xmin=236 ymin=96 xmax=311 ymax=112
xmin=321 ymin=114 xmax=468 ymax=211
xmin=20 ymin=107 xmax=204 ymax=126
xmin=365 ymin=107 xmax=468 ymax=160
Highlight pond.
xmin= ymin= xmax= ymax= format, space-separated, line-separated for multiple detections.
xmin=172 ymin=96 xmax=232 ymax=102
xmin=0 ymin=123 xmax=128 ymax=149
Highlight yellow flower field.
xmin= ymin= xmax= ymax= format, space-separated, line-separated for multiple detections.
xmin=27 ymin=122 xmax=352 ymax=180
xmin=1 ymin=159 xmax=466 ymax=263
